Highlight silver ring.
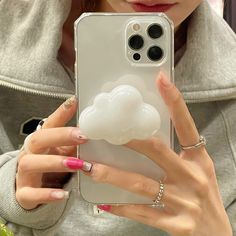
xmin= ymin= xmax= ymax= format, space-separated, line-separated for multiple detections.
xmin=36 ymin=118 xmax=47 ymax=131
xmin=180 ymin=135 xmax=206 ymax=150
xmin=151 ymin=180 xmax=165 ymax=208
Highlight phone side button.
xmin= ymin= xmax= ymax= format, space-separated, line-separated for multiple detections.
xmin=74 ymin=62 xmax=77 ymax=79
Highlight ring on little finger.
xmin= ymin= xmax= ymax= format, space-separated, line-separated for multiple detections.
xmin=151 ymin=180 xmax=165 ymax=209
xmin=180 ymin=135 xmax=207 ymax=151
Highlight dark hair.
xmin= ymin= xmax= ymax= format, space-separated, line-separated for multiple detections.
xmin=79 ymin=0 xmax=97 ymax=13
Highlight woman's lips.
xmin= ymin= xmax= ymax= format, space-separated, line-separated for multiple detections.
xmin=131 ymin=3 xmax=177 ymax=12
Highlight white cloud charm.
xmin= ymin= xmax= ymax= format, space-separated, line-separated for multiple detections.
xmin=79 ymin=85 xmax=161 ymax=145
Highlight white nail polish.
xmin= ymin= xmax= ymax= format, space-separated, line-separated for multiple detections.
xmin=51 ymin=191 xmax=69 ymax=200
xmin=83 ymin=161 xmax=93 ymax=172
xmin=71 ymin=128 xmax=88 ymax=141
xmin=64 ymin=96 xmax=77 ymax=110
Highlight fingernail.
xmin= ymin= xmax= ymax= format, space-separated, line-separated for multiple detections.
xmin=64 ymin=96 xmax=77 ymax=109
xmin=97 ymin=205 xmax=111 ymax=212
xmin=51 ymin=191 xmax=69 ymax=200
xmin=159 ymin=72 xmax=172 ymax=88
xmin=63 ymin=157 xmax=93 ymax=172
xmin=71 ymin=128 xmax=88 ymax=142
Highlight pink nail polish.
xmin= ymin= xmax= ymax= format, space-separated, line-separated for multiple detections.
xmin=63 ymin=157 xmax=92 ymax=172
xmin=97 ymin=205 xmax=111 ymax=212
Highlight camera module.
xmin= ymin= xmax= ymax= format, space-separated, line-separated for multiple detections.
xmin=128 ymin=35 xmax=144 ymax=50
xmin=147 ymin=24 xmax=163 ymax=39
xmin=147 ymin=46 xmax=163 ymax=61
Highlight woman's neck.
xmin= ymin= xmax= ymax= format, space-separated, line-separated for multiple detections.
xmin=59 ymin=1 xmax=101 ymax=71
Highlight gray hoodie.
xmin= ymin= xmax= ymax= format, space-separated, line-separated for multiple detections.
xmin=0 ymin=1 xmax=236 ymax=236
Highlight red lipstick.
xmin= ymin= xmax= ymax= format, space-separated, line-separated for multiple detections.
xmin=131 ymin=3 xmax=177 ymax=12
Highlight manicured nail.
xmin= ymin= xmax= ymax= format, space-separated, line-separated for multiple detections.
xmin=63 ymin=157 xmax=93 ymax=172
xmin=71 ymin=128 xmax=87 ymax=142
xmin=64 ymin=96 xmax=77 ymax=109
xmin=97 ymin=205 xmax=111 ymax=212
xmin=51 ymin=191 xmax=69 ymax=200
xmin=159 ymin=72 xmax=172 ymax=88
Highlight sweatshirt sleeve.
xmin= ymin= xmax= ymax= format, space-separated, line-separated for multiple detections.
xmin=0 ymin=151 xmax=75 ymax=235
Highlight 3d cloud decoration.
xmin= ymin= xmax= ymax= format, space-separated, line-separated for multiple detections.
xmin=79 ymin=85 xmax=161 ymax=145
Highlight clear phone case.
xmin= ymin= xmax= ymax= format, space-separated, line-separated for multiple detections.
xmin=75 ymin=13 xmax=174 ymax=204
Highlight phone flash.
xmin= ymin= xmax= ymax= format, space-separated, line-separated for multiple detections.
xmin=133 ymin=23 xmax=140 ymax=31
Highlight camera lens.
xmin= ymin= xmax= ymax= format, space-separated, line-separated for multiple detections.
xmin=147 ymin=24 xmax=163 ymax=39
xmin=133 ymin=53 xmax=141 ymax=61
xmin=147 ymin=46 xmax=163 ymax=61
xmin=128 ymin=35 xmax=144 ymax=50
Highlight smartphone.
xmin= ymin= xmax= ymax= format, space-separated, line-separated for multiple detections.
xmin=75 ymin=13 xmax=174 ymax=205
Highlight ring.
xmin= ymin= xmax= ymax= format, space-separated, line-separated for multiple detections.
xmin=180 ymin=135 xmax=206 ymax=151
xmin=36 ymin=118 xmax=47 ymax=131
xmin=152 ymin=180 xmax=165 ymax=208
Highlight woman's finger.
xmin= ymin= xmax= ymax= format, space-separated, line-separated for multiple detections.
xmin=90 ymin=163 xmax=159 ymax=200
xmin=126 ymin=137 xmax=186 ymax=176
xmin=18 ymin=155 xmax=92 ymax=174
xmin=101 ymin=204 xmax=173 ymax=235
xmin=106 ymin=204 xmax=194 ymax=236
xmin=17 ymin=155 xmax=80 ymax=174
xmin=27 ymin=127 xmax=87 ymax=154
xmin=88 ymin=163 xmax=190 ymax=211
xmin=16 ymin=187 xmax=69 ymax=210
xmin=42 ymin=96 xmax=77 ymax=129
xmin=54 ymin=146 xmax=77 ymax=156
xmin=156 ymin=72 xmax=200 ymax=149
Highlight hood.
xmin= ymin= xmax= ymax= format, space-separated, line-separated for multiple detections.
xmin=175 ymin=1 xmax=236 ymax=103
xmin=0 ymin=0 xmax=235 ymax=102
xmin=0 ymin=0 xmax=73 ymax=97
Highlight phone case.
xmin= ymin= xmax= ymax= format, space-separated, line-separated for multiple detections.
xmin=75 ymin=13 xmax=174 ymax=204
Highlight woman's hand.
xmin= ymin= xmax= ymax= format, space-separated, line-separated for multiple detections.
xmin=16 ymin=96 xmax=89 ymax=210
xmin=84 ymin=73 xmax=232 ymax=236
